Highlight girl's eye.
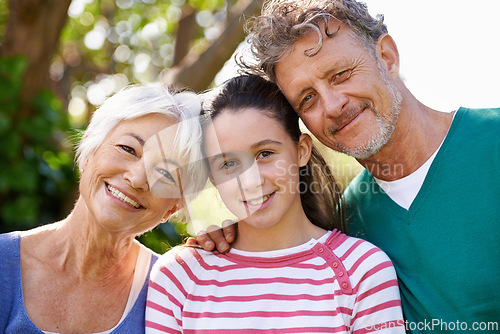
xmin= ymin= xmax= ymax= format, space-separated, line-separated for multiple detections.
xmin=156 ymin=168 xmax=176 ymax=184
xmin=257 ymin=151 xmax=273 ymax=160
xmin=119 ymin=145 xmax=136 ymax=156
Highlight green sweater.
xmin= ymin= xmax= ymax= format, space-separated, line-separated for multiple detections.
xmin=344 ymin=107 xmax=500 ymax=333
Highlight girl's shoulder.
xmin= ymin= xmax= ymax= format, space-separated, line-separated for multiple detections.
xmin=153 ymin=245 xmax=215 ymax=269
xmin=325 ymin=230 xmax=394 ymax=270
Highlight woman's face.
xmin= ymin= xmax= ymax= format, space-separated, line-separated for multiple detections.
xmin=80 ymin=114 xmax=186 ymax=236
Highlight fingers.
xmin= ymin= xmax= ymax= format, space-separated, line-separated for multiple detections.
xmin=185 ymin=237 xmax=198 ymax=247
xmin=195 ymin=230 xmax=215 ymax=251
xmin=207 ymin=225 xmax=229 ymax=254
xmin=222 ymin=219 xmax=238 ymax=244
xmin=194 ymin=221 xmax=238 ymax=253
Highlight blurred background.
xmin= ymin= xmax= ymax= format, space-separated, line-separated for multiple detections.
xmin=1 ymin=0 xmax=498 ymax=253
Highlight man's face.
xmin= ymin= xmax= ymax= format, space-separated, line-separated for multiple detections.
xmin=275 ymin=24 xmax=402 ymax=160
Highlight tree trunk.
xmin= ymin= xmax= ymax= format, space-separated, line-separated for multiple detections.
xmin=172 ymin=4 xmax=197 ymax=67
xmin=162 ymin=0 xmax=263 ymax=92
xmin=0 ymin=0 xmax=72 ymax=117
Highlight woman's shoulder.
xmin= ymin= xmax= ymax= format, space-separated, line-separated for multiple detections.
xmin=0 ymin=230 xmax=21 ymax=243
xmin=0 ymin=231 xmax=21 ymax=262
xmin=0 ymin=232 xmax=22 ymax=320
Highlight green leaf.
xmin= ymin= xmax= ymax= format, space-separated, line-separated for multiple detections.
xmin=0 ymin=131 xmax=22 ymax=159
xmin=0 ymin=112 xmax=11 ymax=134
xmin=1 ymin=195 xmax=40 ymax=227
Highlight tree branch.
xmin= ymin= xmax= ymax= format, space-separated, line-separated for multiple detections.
xmin=162 ymin=0 xmax=263 ymax=92
xmin=172 ymin=4 xmax=197 ymax=67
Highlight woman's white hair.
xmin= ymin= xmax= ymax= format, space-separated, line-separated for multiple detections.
xmin=75 ymin=84 xmax=207 ymax=196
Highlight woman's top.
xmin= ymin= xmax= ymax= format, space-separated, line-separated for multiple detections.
xmin=146 ymin=230 xmax=405 ymax=333
xmin=0 ymin=231 xmax=158 ymax=334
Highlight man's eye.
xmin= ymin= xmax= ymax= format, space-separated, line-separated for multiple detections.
xmin=334 ymin=69 xmax=350 ymax=82
xmin=299 ymin=94 xmax=314 ymax=111
xmin=119 ymin=145 xmax=136 ymax=156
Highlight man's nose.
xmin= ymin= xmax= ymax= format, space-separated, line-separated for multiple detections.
xmin=321 ymin=88 xmax=348 ymax=119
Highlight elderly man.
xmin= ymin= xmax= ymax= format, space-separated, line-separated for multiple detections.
xmin=197 ymin=0 xmax=500 ymax=332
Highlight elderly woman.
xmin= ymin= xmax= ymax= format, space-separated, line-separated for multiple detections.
xmin=0 ymin=85 xmax=207 ymax=333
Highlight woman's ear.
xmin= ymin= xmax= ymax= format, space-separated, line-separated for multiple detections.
xmin=376 ymin=33 xmax=400 ymax=77
xmin=162 ymin=202 xmax=180 ymax=222
xmin=297 ymin=134 xmax=313 ymax=168
xmin=79 ymin=158 xmax=89 ymax=174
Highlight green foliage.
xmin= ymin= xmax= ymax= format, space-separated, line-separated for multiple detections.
xmin=0 ymin=56 xmax=78 ymax=232
xmin=0 ymin=0 xmax=8 ymax=42
xmin=137 ymin=218 xmax=190 ymax=254
xmin=58 ymin=0 xmax=236 ymax=112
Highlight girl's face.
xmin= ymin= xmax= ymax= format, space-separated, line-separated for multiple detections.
xmin=204 ymin=108 xmax=312 ymax=230
xmin=80 ymin=114 xmax=186 ymax=236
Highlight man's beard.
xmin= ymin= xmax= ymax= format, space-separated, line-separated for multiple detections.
xmin=330 ymin=70 xmax=402 ymax=160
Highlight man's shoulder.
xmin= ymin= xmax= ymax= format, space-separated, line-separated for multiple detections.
xmin=343 ymin=170 xmax=372 ymax=197
xmin=342 ymin=169 xmax=380 ymax=210
xmin=450 ymin=107 xmax=500 ymax=153
xmin=457 ymin=107 xmax=500 ymax=128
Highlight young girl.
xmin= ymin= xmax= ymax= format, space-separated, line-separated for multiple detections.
xmin=145 ymin=75 xmax=405 ymax=333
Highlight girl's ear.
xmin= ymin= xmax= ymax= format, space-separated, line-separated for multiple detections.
xmin=297 ymin=134 xmax=313 ymax=168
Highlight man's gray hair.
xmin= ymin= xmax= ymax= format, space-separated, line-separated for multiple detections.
xmin=243 ymin=0 xmax=387 ymax=82
xmin=76 ymin=85 xmax=207 ymax=196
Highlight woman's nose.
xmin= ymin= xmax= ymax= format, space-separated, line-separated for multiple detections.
xmin=124 ymin=160 xmax=149 ymax=191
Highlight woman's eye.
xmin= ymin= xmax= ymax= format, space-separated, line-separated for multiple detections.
xmin=119 ymin=145 xmax=136 ymax=156
xmin=219 ymin=160 xmax=238 ymax=171
xmin=157 ymin=168 xmax=176 ymax=184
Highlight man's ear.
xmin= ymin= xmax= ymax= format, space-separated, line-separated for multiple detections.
xmin=376 ymin=33 xmax=400 ymax=77
xmin=297 ymin=134 xmax=313 ymax=168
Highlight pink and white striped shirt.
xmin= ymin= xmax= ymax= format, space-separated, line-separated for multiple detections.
xmin=146 ymin=230 xmax=405 ymax=333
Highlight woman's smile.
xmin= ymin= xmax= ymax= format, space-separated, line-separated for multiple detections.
xmin=105 ymin=183 xmax=142 ymax=210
